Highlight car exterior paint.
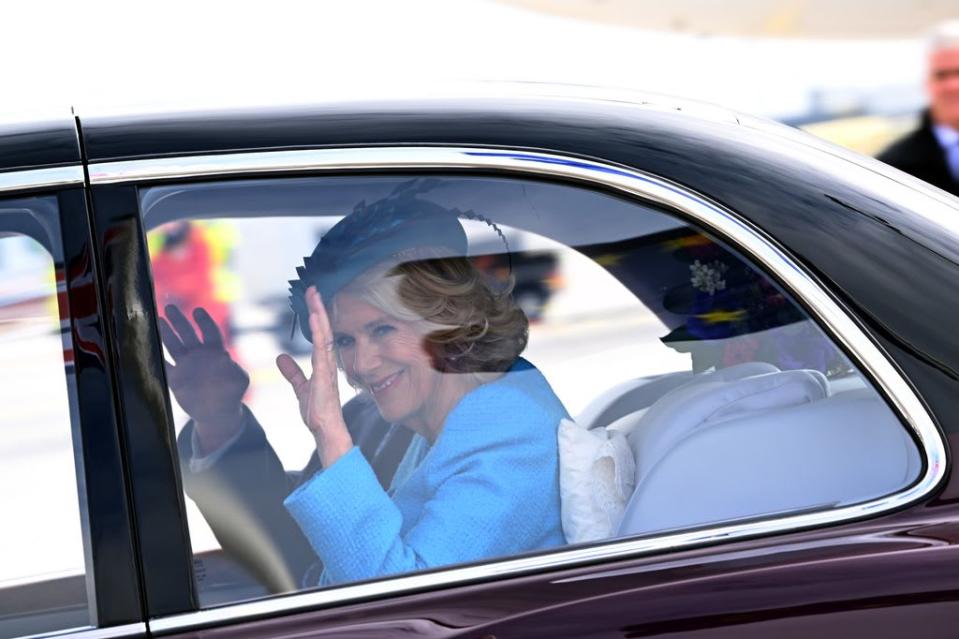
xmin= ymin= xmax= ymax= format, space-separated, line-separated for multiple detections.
xmin=2 ymin=92 xmax=959 ymax=638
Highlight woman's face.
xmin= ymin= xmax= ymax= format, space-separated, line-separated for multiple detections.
xmin=331 ymin=291 xmax=442 ymax=430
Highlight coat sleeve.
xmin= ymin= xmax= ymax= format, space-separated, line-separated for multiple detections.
xmin=283 ymin=387 xmax=561 ymax=585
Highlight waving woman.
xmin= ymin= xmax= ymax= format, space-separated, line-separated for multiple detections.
xmin=162 ymin=187 xmax=568 ymax=586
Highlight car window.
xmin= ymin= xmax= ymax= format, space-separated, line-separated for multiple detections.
xmin=140 ymin=175 xmax=921 ymax=607
xmin=0 ymin=196 xmax=93 ymax=638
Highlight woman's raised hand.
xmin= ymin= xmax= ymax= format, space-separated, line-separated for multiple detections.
xmin=276 ymin=287 xmax=353 ymax=468
xmin=159 ymin=305 xmax=250 ymax=455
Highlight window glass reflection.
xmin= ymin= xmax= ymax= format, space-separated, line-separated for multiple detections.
xmin=143 ymin=176 xmax=919 ymax=606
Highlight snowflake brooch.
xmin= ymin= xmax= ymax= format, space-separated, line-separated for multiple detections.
xmin=690 ymin=259 xmax=728 ymax=295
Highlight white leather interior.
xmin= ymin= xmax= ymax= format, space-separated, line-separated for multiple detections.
xmin=618 ymin=386 xmax=921 ymax=536
xmin=568 ymin=362 xmax=921 ymax=541
xmin=627 ymin=368 xmax=829 ymax=488
xmin=577 ymin=362 xmax=780 ymax=433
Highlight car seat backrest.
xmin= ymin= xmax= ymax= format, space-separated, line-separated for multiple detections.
xmin=618 ymin=387 xmax=921 ymax=537
xmin=626 ymin=369 xmax=829 ymax=488
xmin=577 ymin=362 xmax=780 ymax=433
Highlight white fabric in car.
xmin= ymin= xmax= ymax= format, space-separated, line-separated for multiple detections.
xmin=627 ymin=369 xmax=829 ymax=488
xmin=576 ymin=361 xmax=780 ymax=433
xmin=600 ymin=362 xmax=785 ymax=439
xmin=557 ymin=418 xmax=636 ymax=544
xmin=618 ymin=387 xmax=921 ymax=536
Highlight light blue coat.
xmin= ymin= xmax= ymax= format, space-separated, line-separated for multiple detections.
xmin=284 ymin=358 xmax=568 ymax=585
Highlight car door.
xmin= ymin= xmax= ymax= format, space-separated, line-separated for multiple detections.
xmin=79 ymin=107 xmax=951 ymax=638
xmin=0 ymin=116 xmax=143 ymax=639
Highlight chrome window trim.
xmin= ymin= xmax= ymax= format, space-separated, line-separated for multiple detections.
xmin=93 ymin=147 xmax=946 ymax=635
xmin=16 ymin=622 xmax=146 ymax=639
xmin=0 ymin=166 xmax=84 ymax=194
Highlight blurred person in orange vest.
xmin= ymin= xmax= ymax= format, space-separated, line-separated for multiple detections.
xmin=879 ymin=21 xmax=959 ymax=197
xmin=152 ymin=221 xmax=238 ymax=354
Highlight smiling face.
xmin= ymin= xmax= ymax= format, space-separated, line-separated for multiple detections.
xmin=331 ymin=291 xmax=448 ymax=434
xmin=928 ymin=45 xmax=959 ymax=129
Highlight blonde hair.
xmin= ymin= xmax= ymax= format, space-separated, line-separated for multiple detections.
xmin=340 ymin=252 xmax=528 ymax=382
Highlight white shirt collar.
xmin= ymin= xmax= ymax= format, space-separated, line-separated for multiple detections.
xmin=933 ymin=122 xmax=959 ymax=148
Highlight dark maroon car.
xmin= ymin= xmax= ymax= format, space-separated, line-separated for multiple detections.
xmin=1 ymin=91 xmax=957 ymax=639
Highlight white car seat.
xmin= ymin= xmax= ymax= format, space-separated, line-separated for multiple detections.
xmin=627 ymin=368 xmax=829 ymax=488
xmin=577 ymin=362 xmax=780 ymax=433
xmin=617 ymin=383 xmax=921 ymax=537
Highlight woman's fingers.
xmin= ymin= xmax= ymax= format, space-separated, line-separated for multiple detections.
xmin=158 ymin=316 xmax=187 ymax=359
xmin=305 ymin=287 xmax=330 ymax=334
xmin=165 ymin=304 xmax=201 ymax=349
xmin=309 ymin=309 xmax=328 ymax=371
xmin=193 ymin=307 xmax=224 ymax=348
xmin=307 ymin=287 xmax=337 ymax=372
xmin=276 ymin=353 xmax=309 ymax=398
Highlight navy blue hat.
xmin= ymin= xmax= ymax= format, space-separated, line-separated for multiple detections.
xmin=289 ymin=182 xmax=470 ymax=343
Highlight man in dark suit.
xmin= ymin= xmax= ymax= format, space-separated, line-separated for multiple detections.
xmin=162 ymin=304 xmax=412 ymax=593
xmin=879 ymin=22 xmax=959 ymax=197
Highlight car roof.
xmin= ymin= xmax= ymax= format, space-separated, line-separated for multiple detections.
xmin=75 ymin=88 xmax=743 ymax=162
xmin=0 ymin=112 xmax=80 ymax=172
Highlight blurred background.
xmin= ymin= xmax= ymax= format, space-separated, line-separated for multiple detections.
xmin=2 ymin=0 xmax=956 ymax=591
xmin=2 ymin=0 xmax=955 ymax=153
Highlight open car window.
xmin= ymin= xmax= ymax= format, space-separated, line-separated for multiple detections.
xmin=139 ymin=175 xmax=921 ymax=608
xmin=0 ymin=196 xmax=94 ymax=639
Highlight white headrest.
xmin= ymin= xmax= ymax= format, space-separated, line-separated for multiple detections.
xmin=627 ymin=369 xmax=829 ymax=487
xmin=577 ymin=362 xmax=781 ymax=434
xmin=695 ymin=361 xmax=782 ymax=383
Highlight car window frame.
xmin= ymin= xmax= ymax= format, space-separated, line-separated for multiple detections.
xmin=0 ymin=168 xmax=145 ymax=639
xmin=86 ymin=145 xmax=946 ymax=635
